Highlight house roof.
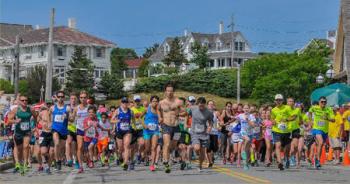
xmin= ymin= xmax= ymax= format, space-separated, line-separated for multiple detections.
xmin=0 ymin=24 xmax=116 ymax=48
xmin=0 ymin=23 xmax=33 ymax=45
xmin=125 ymin=58 xmax=143 ymax=68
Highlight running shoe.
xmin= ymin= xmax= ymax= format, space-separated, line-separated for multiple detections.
xmin=180 ymin=161 xmax=186 ymax=170
xmin=67 ymin=160 xmax=73 ymax=167
xmin=13 ymin=163 xmax=20 ymax=173
xmin=121 ymin=163 xmax=128 ymax=171
xmin=37 ymin=165 xmax=44 ymax=172
xmin=285 ymin=159 xmax=290 ymax=169
xmin=164 ymin=163 xmax=171 ymax=173
xmin=278 ymin=163 xmax=284 ymax=171
xmin=243 ymin=164 xmax=249 ymax=171
xmin=78 ymin=167 xmax=84 ymax=174
xmin=315 ymin=159 xmax=321 ymax=169
xmin=149 ymin=165 xmax=156 ymax=172
xmin=289 ymin=156 xmax=296 ymax=167
xmin=74 ymin=162 xmax=80 ymax=169
xmin=44 ymin=166 xmax=51 ymax=174
xmin=129 ymin=162 xmax=135 ymax=170
xmin=241 ymin=151 xmax=247 ymax=160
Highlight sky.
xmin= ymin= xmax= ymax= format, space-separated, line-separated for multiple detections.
xmin=0 ymin=0 xmax=340 ymax=55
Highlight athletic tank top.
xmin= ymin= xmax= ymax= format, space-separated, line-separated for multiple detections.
xmin=52 ymin=104 xmax=69 ymax=135
xmin=76 ymin=106 xmax=88 ymax=131
xmin=221 ymin=110 xmax=230 ymax=134
xmin=116 ymin=107 xmax=132 ymax=132
xmin=15 ymin=106 xmax=32 ymax=135
xmin=144 ymin=106 xmax=159 ymax=132
xmin=68 ymin=105 xmax=77 ymax=132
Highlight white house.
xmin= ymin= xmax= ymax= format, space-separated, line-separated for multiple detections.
xmin=149 ymin=21 xmax=257 ymax=69
xmin=0 ymin=19 xmax=116 ymax=85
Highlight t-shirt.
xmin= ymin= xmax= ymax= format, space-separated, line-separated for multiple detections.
xmin=83 ymin=117 xmax=98 ymax=142
xmin=97 ymin=120 xmax=110 ymax=140
xmin=328 ymin=112 xmax=343 ymax=138
xmin=271 ymin=105 xmax=292 ymax=133
xmin=131 ymin=106 xmax=146 ymax=130
xmin=342 ymin=110 xmax=350 ymax=131
xmin=190 ymin=106 xmax=213 ymax=138
xmin=288 ymin=107 xmax=302 ymax=131
xmin=308 ymin=105 xmax=335 ymax=133
xmin=235 ymin=113 xmax=254 ymax=136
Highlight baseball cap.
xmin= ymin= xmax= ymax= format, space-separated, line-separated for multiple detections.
xmin=133 ymin=95 xmax=141 ymax=102
xmin=333 ymin=105 xmax=340 ymax=109
xmin=274 ymin=94 xmax=284 ymax=100
xmin=188 ymin=96 xmax=196 ymax=102
xmin=121 ymin=97 xmax=129 ymax=103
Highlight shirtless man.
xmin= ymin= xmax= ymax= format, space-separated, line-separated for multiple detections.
xmin=158 ymin=83 xmax=184 ymax=173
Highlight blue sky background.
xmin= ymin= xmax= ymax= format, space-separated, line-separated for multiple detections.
xmin=0 ymin=0 xmax=340 ymax=55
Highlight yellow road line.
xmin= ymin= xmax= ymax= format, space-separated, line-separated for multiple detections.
xmin=193 ymin=160 xmax=271 ymax=184
xmin=212 ymin=167 xmax=257 ymax=183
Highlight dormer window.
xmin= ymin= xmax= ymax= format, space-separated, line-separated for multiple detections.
xmin=216 ymin=41 xmax=222 ymax=50
xmin=235 ymin=41 xmax=245 ymax=51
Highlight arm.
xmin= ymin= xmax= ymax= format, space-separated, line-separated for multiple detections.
xmin=8 ymin=108 xmax=19 ymax=124
xmin=219 ymin=110 xmax=226 ymax=126
xmin=158 ymin=103 xmax=163 ymax=124
xmin=69 ymin=107 xmax=77 ymax=123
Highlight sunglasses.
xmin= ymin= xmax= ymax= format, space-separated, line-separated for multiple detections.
xmin=20 ymin=99 xmax=28 ymax=102
xmin=57 ymin=96 xmax=65 ymax=98
xmin=80 ymin=96 xmax=87 ymax=99
xmin=320 ymin=101 xmax=327 ymax=103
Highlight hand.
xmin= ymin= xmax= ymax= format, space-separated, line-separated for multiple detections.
xmin=15 ymin=118 xmax=21 ymax=123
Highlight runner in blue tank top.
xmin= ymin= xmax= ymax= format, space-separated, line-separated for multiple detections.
xmin=142 ymin=95 xmax=160 ymax=172
xmin=111 ymin=97 xmax=134 ymax=171
xmin=50 ymin=91 xmax=71 ymax=171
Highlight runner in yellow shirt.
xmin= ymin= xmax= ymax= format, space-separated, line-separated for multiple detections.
xmin=342 ymin=103 xmax=350 ymax=153
xmin=286 ymin=98 xmax=302 ymax=168
xmin=308 ymin=96 xmax=335 ymax=169
xmin=271 ymin=94 xmax=292 ymax=171
xmin=328 ymin=106 xmax=343 ymax=165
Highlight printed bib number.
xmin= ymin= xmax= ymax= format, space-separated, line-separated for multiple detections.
xmin=38 ymin=137 xmax=44 ymax=144
xmin=20 ymin=122 xmax=30 ymax=131
xmin=108 ymin=142 xmax=115 ymax=150
xmin=278 ymin=123 xmax=287 ymax=131
xmin=147 ymin=123 xmax=157 ymax=131
xmin=54 ymin=114 xmax=65 ymax=123
xmin=136 ymin=123 xmax=143 ymax=130
xmin=120 ymin=122 xmax=130 ymax=131
xmin=265 ymin=128 xmax=272 ymax=136
xmin=317 ymin=121 xmax=325 ymax=127
xmin=194 ymin=124 xmax=205 ymax=133
xmin=86 ymin=127 xmax=96 ymax=138
xmin=173 ymin=132 xmax=181 ymax=141
xmin=253 ymin=126 xmax=260 ymax=134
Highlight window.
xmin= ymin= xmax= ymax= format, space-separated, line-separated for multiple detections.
xmin=24 ymin=47 xmax=32 ymax=54
xmin=235 ymin=42 xmax=245 ymax=51
xmin=228 ymin=58 xmax=232 ymax=67
xmin=38 ymin=46 xmax=46 ymax=57
xmin=216 ymin=41 xmax=221 ymax=50
xmin=57 ymin=46 xmax=66 ymax=57
xmin=221 ymin=59 xmax=225 ymax=67
xmin=95 ymin=70 xmax=100 ymax=78
xmin=95 ymin=47 xmax=105 ymax=58
xmin=60 ymin=68 xmax=64 ymax=77
xmin=209 ymin=60 xmax=214 ymax=67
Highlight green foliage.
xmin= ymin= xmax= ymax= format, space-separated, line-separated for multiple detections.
xmin=162 ymin=37 xmax=187 ymax=68
xmin=111 ymin=48 xmax=138 ymax=77
xmin=65 ymin=46 xmax=95 ymax=95
xmin=134 ymin=69 xmax=237 ymax=98
xmin=0 ymin=79 xmax=14 ymax=93
xmin=143 ymin=43 xmax=159 ymax=58
xmin=25 ymin=66 xmax=60 ymax=102
xmin=190 ymin=41 xmax=210 ymax=69
xmin=100 ymin=72 xmax=126 ymax=99
xmin=138 ymin=59 xmax=150 ymax=77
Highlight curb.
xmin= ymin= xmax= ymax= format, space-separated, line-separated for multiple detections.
xmin=0 ymin=162 xmax=14 ymax=171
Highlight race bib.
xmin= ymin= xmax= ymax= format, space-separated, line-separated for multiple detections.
xmin=278 ymin=123 xmax=287 ymax=131
xmin=173 ymin=132 xmax=181 ymax=141
xmin=147 ymin=123 xmax=157 ymax=131
xmin=86 ymin=127 xmax=96 ymax=138
xmin=108 ymin=142 xmax=115 ymax=150
xmin=265 ymin=128 xmax=272 ymax=136
xmin=253 ymin=126 xmax=260 ymax=134
xmin=54 ymin=114 xmax=65 ymax=123
xmin=120 ymin=122 xmax=130 ymax=131
xmin=317 ymin=121 xmax=325 ymax=127
xmin=20 ymin=122 xmax=30 ymax=131
xmin=39 ymin=137 xmax=44 ymax=144
xmin=194 ymin=123 xmax=205 ymax=133
xmin=136 ymin=122 xmax=144 ymax=130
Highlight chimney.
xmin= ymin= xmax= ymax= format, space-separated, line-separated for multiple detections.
xmin=184 ymin=29 xmax=188 ymax=37
xmin=35 ymin=25 xmax=40 ymax=30
xmin=219 ymin=21 xmax=224 ymax=35
xmin=68 ymin=18 xmax=76 ymax=29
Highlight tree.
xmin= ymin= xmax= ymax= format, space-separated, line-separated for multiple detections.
xmin=138 ymin=59 xmax=150 ymax=77
xmin=190 ymin=41 xmax=210 ymax=69
xmin=162 ymin=37 xmax=187 ymax=67
xmin=100 ymin=72 xmax=125 ymax=99
xmin=0 ymin=79 xmax=14 ymax=93
xmin=111 ymin=48 xmax=138 ymax=77
xmin=65 ymin=46 xmax=95 ymax=94
xmin=143 ymin=43 xmax=159 ymax=58
xmin=24 ymin=66 xmax=60 ymax=102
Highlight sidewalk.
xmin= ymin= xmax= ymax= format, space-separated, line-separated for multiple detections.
xmin=0 ymin=160 xmax=13 ymax=171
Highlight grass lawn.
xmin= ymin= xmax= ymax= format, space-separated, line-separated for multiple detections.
xmin=103 ymin=90 xmax=256 ymax=110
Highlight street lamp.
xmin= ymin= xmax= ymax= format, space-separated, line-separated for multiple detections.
xmin=316 ymin=74 xmax=324 ymax=84
xmin=326 ymin=68 xmax=335 ymax=79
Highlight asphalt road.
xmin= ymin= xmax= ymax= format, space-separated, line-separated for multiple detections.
xmin=1 ymin=160 xmax=350 ymax=184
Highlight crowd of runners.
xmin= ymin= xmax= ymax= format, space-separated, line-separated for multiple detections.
xmin=1 ymin=82 xmax=350 ymax=175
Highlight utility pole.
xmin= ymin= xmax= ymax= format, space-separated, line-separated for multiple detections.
xmin=228 ymin=14 xmax=240 ymax=103
xmin=14 ymin=35 xmax=20 ymax=98
xmin=45 ymin=8 xmax=55 ymax=101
